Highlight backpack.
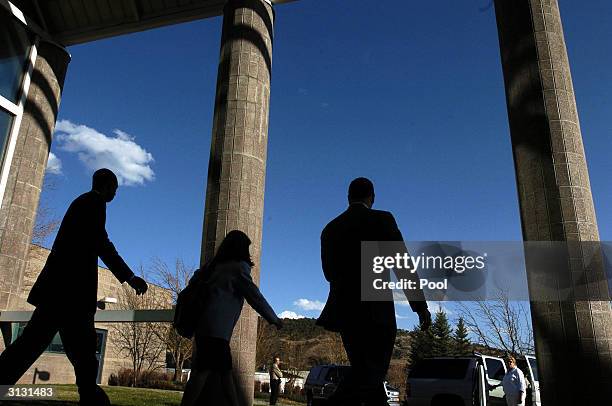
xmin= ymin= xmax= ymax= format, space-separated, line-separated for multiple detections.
xmin=173 ymin=263 xmax=212 ymax=339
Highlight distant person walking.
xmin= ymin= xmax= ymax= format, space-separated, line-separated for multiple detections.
xmin=269 ymin=356 xmax=283 ymax=405
xmin=0 ymin=168 xmax=148 ymax=405
xmin=317 ymin=177 xmax=431 ymax=406
xmin=501 ymin=355 xmax=527 ymax=406
xmin=180 ymin=230 xmax=283 ymax=406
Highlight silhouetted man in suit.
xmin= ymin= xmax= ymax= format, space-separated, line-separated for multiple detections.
xmin=0 ymin=168 xmax=148 ymax=405
xmin=317 ymin=177 xmax=431 ymax=406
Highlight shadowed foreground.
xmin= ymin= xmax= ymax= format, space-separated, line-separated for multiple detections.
xmin=1 ymin=385 xmax=304 ymax=406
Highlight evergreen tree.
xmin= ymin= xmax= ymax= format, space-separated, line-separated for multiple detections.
xmin=430 ymin=307 xmax=453 ymax=357
xmin=408 ymin=327 xmax=433 ymax=368
xmin=453 ymin=317 xmax=472 ymax=356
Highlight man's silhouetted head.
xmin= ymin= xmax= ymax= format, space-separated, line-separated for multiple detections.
xmin=92 ymin=168 xmax=119 ymax=202
xmin=348 ymin=177 xmax=375 ymax=208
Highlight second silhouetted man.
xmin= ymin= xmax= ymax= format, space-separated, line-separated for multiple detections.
xmin=317 ymin=177 xmax=431 ymax=406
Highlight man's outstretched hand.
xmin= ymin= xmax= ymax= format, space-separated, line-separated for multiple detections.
xmin=128 ymin=276 xmax=148 ymax=295
xmin=418 ymin=308 xmax=432 ymax=331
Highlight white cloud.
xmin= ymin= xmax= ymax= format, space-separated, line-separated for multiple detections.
xmin=428 ymin=301 xmax=455 ymax=315
xmin=54 ymin=120 xmax=154 ymax=186
xmin=278 ymin=311 xmax=305 ymax=319
xmin=294 ymin=298 xmax=325 ymax=312
xmin=46 ymin=152 xmax=62 ymax=175
xmin=394 ymin=294 xmax=454 ymax=315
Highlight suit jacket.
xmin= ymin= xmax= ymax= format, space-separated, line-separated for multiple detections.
xmin=269 ymin=363 xmax=283 ymax=380
xmin=27 ymin=191 xmax=134 ymax=313
xmin=316 ymin=203 xmax=427 ymax=332
xmin=194 ymin=260 xmax=279 ymax=341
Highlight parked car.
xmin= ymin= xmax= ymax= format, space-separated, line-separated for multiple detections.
xmin=304 ymin=364 xmax=400 ymax=406
xmin=404 ymin=354 xmax=540 ymax=406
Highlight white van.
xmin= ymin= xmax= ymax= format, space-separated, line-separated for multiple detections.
xmin=405 ymin=354 xmax=540 ymax=406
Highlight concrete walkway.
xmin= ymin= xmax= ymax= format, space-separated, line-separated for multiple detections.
xmin=254 ymin=398 xmax=304 ymax=406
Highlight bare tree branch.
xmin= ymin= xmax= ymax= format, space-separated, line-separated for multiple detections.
xmin=32 ymin=177 xmax=61 ymax=246
xmin=456 ymin=290 xmax=534 ymax=355
xmin=150 ymin=258 xmax=195 ymax=381
xmin=112 ymin=267 xmax=169 ymax=385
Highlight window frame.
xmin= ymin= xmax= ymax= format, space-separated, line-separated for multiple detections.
xmin=0 ymin=1 xmax=39 ymax=210
xmin=12 ymin=322 xmax=108 ymax=357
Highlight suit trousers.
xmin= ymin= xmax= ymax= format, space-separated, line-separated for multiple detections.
xmin=270 ymin=378 xmax=281 ymax=405
xmin=0 ymin=305 xmax=100 ymax=401
xmin=332 ymin=325 xmax=396 ymax=406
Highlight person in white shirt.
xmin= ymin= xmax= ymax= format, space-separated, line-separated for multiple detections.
xmin=501 ymin=355 xmax=527 ymax=406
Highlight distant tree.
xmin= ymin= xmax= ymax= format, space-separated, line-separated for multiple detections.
xmin=112 ymin=267 xmax=168 ymax=386
xmin=408 ymin=328 xmax=433 ymax=368
xmin=32 ymin=178 xmax=61 ymax=246
xmin=150 ymin=258 xmax=195 ymax=381
xmin=453 ymin=317 xmax=471 ymax=356
xmin=312 ymin=335 xmax=348 ymax=365
xmin=457 ymin=291 xmax=534 ymax=355
xmin=256 ymin=317 xmax=277 ymax=369
xmin=431 ymin=308 xmax=453 ymax=357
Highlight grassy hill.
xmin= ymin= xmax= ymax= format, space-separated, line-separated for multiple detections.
xmin=255 ymin=317 xmax=414 ymax=384
xmin=255 ymin=318 xmax=415 ymax=396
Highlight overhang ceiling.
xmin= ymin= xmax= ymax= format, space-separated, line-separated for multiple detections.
xmin=11 ymin=0 xmax=294 ymax=46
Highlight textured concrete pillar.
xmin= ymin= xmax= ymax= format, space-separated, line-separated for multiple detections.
xmin=494 ymin=0 xmax=612 ymax=404
xmin=0 ymin=41 xmax=70 ymax=312
xmin=200 ymin=0 xmax=273 ymax=404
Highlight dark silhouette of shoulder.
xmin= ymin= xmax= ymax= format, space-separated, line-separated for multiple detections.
xmin=320 ymin=205 xmax=404 ymax=286
xmin=322 ymin=205 xmax=403 ymax=242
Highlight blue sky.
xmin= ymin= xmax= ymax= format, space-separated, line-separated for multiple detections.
xmin=40 ymin=0 xmax=612 ymax=330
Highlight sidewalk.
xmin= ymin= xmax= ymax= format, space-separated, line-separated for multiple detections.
xmin=254 ymin=398 xmax=305 ymax=406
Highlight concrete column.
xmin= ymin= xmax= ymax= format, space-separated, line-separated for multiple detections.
xmin=0 ymin=41 xmax=70 ymax=312
xmin=200 ymin=0 xmax=273 ymax=404
xmin=494 ymin=0 xmax=612 ymax=404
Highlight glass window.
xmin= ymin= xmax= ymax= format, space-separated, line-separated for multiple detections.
xmin=12 ymin=322 xmax=26 ymax=340
xmin=95 ymin=330 xmax=105 ymax=355
xmin=0 ymin=108 xmax=14 ymax=159
xmin=485 ymin=358 xmax=505 ymax=380
xmin=12 ymin=322 xmax=106 ymax=355
xmin=47 ymin=333 xmax=65 ymax=353
xmin=0 ymin=7 xmax=32 ymax=103
xmin=324 ymin=367 xmax=339 ymax=383
xmin=528 ymin=357 xmax=539 ymax=382
xmin=11 ymin=322 xmax=65 ymax=353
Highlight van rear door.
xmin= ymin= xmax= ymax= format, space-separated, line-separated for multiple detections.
xmin=476 ymin=363 xmax=487 ymax=406
xmin=525 ymin=356 xmax=540 ymax=406
xmin=479 ymin=355 xmax=506 ymax=406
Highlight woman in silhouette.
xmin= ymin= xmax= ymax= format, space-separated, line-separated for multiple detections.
xmin=181 ymin=230 xmax=283 ymax=406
